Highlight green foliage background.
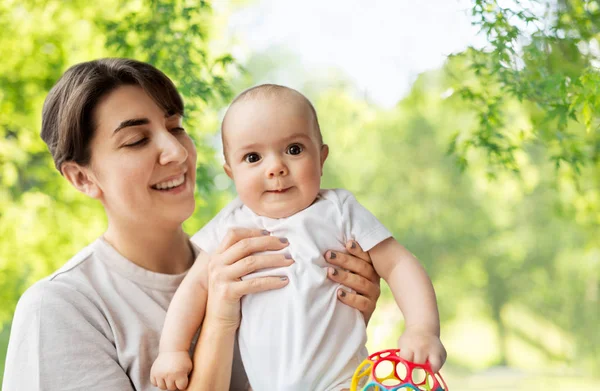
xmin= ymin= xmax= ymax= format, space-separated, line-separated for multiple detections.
xmin=1 ymin=0 xmax=598 ymax=387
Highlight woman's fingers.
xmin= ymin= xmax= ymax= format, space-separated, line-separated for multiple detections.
xmin=217 ymin=235 xmax=289 ymax=266
xmin=227 ymin=254 xmax=294 ymax=280
xmin=328 ymin=267 xmax=379 ymax=324
xmin=326 ymin=241 xmax=381 ymax=324
xmin=327 ymin=267 xmax=379 ymax=299
xmin=215 ymin=228 xmax=270 ymax=254
xmin=325 ymin=247 xmax=379 ymax=283
xmin=346 ymin=240 xmax=371 ymax=262
xmin=226 ymin=254 xmax=294 ymax=280
xmin=335 ymin=288 xmax=372 ymax=314
xmin=233 ymin=276 xmax=289 ymax=296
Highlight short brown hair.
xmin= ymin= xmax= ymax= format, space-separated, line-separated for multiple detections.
xmin=221 ymin=84 xmax=323 ymax=159
xmin=41 ymin=58 xmax=184 ymax=172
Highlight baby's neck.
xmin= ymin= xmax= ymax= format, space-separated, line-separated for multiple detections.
xmin=247 ymin=195 xmax=320 ymax=219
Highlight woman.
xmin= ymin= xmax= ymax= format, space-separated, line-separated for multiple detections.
xmin=2 ymin=58 xmax=381 ymax=391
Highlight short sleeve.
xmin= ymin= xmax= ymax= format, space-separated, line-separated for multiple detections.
xmin=338 ymin=189 xmax=393 ymax=251
xmin=190 ymin=198 xmax=243 ymax=254
xmin=2 ymin=281 xmax=135 ymax=391
xmin=190 ymin=213 xmax=224 ymax=254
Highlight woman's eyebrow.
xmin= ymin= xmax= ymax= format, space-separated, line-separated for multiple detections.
xmin=113 ymin=118 xmax=150 ymax=135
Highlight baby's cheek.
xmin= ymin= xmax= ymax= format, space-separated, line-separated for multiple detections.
xmin=237 ymin=181 xmax=262 ymax=209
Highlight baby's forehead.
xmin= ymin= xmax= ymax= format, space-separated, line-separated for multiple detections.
xmin=233 ymin=92 xmax=311 ymax=117
xmin=222 ymin=87 xmax=323 ymax=158
xmin=224 ymin=93 xmax=316 ymax=136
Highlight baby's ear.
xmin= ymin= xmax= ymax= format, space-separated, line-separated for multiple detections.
xmin=61 ymin=162 xmax=102 ymax=199
xmin=320 ymin=144 xmax=329 ymax=174
xmin=223 ymin=163 xmax=234 ymax=180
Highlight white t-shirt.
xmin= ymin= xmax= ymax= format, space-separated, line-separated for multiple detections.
xmin=191 ymin=189 xmax=392 ymax=391
xmin=2 ymin=238 xmax=248 ymax=391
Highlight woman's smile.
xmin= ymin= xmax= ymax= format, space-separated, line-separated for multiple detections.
xmin=151 ymin=173 xmax=191 ymax=195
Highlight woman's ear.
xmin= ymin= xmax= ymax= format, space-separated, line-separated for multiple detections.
xmin=61 ymin=162 xmax=102 ymax=199
xmin=320 ymin=144 xmax=329 ymax=175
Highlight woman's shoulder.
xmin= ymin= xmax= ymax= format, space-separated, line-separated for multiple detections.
xmin=14 ymin=239 xmax=108 ymax=321
xmin=5 ymin=248 xmax=135 ymax=391
xmin=15 ymin=265 xmax=102 ymax=322
xmin=10 ymin=250 xmax=117 ymax=356
xmin=10 ymin=274 xmax=112 ymax=351
xmin=47 ymin=240 xmax=98 ymax=279
xmin=14 ymin=277 xmax=83 ymax=320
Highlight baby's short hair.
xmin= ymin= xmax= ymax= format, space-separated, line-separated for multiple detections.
xmin=221 ymin=84 xmax=323 ymax=159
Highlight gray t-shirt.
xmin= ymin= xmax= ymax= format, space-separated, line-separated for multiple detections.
xmin=2 ymin=238 xmax=247 ymax=391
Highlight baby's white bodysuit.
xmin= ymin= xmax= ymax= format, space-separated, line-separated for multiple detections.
xmin=191 ymin=189 xmax=392 ymax=391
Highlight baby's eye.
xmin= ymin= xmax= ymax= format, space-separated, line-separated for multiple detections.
xmin=287 ymin=144 xmax=304 ymax=155
xmin=244 ymin=153 xmax=261 ymax=163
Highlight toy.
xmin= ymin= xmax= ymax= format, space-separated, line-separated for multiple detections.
xmin=350 ymin=349 xmax=448 ymax=391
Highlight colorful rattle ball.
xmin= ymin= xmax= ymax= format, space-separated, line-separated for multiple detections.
xmin=350 ymin=349 xmax=448 ymax=391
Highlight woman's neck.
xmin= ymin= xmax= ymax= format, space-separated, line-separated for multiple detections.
xmin=103 ymin=221 xmax=194 ymax=274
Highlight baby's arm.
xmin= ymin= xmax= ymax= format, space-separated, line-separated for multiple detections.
xmin=150 ymin=251 xmax=210 ymax=390
xmin=369 ymin=237 xmax=446 ymax=372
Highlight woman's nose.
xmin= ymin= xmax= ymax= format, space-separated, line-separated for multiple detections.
xmin=158 ymin=132 xmax=188 ymax=166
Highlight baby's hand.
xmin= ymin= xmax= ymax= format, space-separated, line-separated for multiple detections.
xmin=150 ymin=351 xmax=192 ymax=390
xmin=397 ymin=328 xmax=447 ymax=373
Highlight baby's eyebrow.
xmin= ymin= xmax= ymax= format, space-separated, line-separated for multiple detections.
xmin=282 ymin=133 xmax=312 ymax=141
xmin=236 ymin=142 xmax=261 ymax=152
xmin=232 ymin=132 xmax=312 ymax=154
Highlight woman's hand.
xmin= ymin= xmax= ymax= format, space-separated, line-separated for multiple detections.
xmin=205 ymin=228 xmax=293 ymax=330
xmin=325 ymin=241 xmax=381 ymax=325
xmin=188 ymin=228 xmax=293 ymax=390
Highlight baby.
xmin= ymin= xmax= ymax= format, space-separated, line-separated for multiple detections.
xmin=151 ymin=85 xmax=446 ymax=390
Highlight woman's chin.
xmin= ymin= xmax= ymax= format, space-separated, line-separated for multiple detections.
xmin=152 ymin=199 xmax=196 ymax=228
xmin=175 ymin=202 xmax=197 ymax=224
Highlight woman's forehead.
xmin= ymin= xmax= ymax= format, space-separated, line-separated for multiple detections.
xmin=94 ymin=85 xmax=174 ymax=133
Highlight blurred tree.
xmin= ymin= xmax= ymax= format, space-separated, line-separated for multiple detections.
xmin=452 ymin=0 xmax=600 ymax=176
xmin=449 ymin=2 xmax=599 ymax=370
xmin=0 ymin=0 xmax=234 ymax=334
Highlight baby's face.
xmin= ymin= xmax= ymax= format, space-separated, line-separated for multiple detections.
xmin=223 ymin=96 xmax=328 ymax=219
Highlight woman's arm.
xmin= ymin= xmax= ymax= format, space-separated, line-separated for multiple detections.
xmin=325 ymin=240 xmax=381 ymax=325
xmin=3 ymin=281 xmax=135 ymax=391
xmin=187 ymin=228 xmax=293 ymax=390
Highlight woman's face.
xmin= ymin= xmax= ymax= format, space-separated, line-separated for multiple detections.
xmin=85 ymin=85 xmax=197 ymax=229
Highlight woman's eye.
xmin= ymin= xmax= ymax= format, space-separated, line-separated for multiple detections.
xmin=171 ymin=127 xmax=186 ymax=134
xmin=124 ymin=138 xmax=148 ymax=148
xmin=287 ymin=144 xmax=304 ymax=155
xmin=244 ymin=153 xmax=261 ymax=163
